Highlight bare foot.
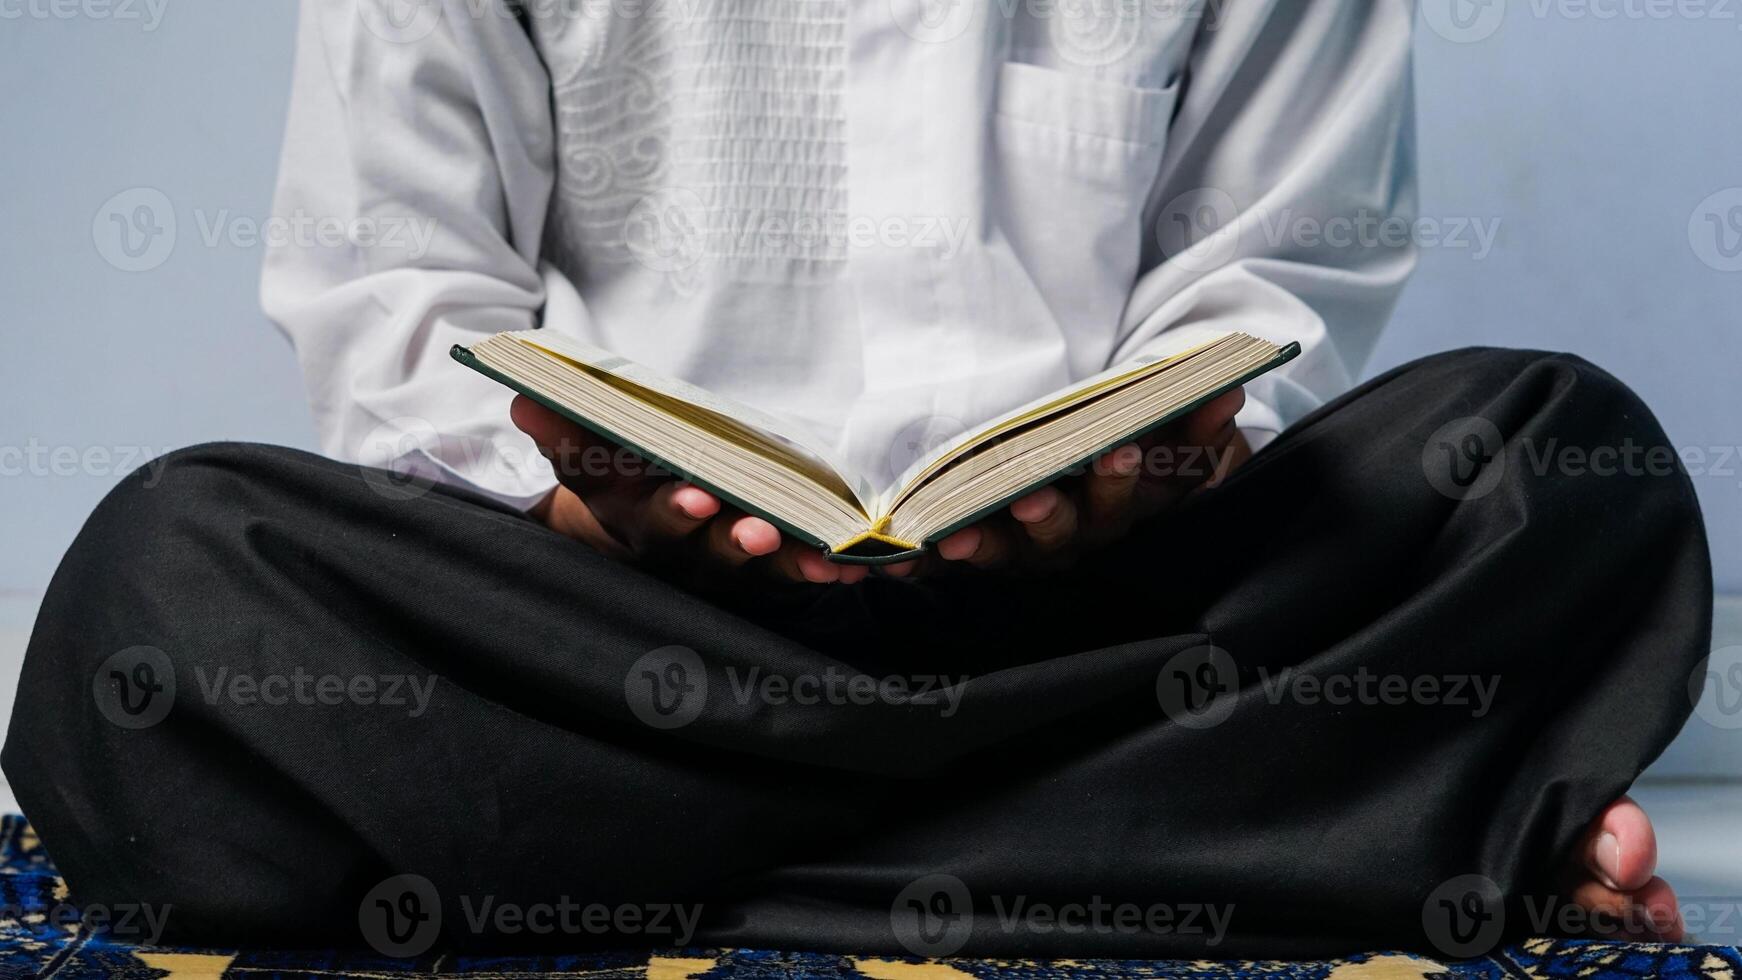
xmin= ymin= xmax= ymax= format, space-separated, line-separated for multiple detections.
xmin=1565 ymin=795 xmax=1685 ymax=941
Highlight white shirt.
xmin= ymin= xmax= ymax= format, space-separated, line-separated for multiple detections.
xmin=263 ymin=0 xmax=1419 ymax=510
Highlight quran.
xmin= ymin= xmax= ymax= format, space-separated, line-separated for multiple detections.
xmin=454 ymin=331 xmax=1298 ymax=564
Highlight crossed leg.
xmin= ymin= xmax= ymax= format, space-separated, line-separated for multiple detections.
xmin=2 ymin=346 xmax=1711 ymax=957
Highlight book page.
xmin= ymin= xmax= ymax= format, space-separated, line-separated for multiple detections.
xmin=880 ymin=333 xmax=1230 ymax=514
xmin=508 ymin=331 xmax=880 ymax=513
xmin=882 ymin=333 xmax=1280 ymax=547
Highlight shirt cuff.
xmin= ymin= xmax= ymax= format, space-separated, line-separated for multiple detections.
xmin=354 ymin=421 xmax=558 ymax=514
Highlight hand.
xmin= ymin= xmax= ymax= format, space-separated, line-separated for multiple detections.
xmin=511 ymin=397 xmax=870 ymax=586
xmin=890 ymin=388 xmax=1251 ymax=576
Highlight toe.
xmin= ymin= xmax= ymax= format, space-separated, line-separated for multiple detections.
xmin=1632 ymin=875 xmax=1686 ymax=941
xmin=1567 ymin=874 xmax=1684 ymax=941
xmin=1585 ymin=795 xmax=1658 ymax=892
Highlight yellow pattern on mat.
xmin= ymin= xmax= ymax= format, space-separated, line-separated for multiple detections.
xmin=851 ymin=957 xmax=980 ymax=980
xmin=1325 ymin=954 xmax=1454 ymax=979
xmin=133 ymin=951 xmax=239 ymax=979
xmin=647 ymin=954 xmax=723 ymax=980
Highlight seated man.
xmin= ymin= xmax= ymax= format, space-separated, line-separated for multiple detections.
xmin=2 ymin=0 xmax=1709 ymax=958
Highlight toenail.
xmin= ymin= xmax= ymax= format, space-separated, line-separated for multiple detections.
xmin=1594 ymin=832 xmax=1622 ymax=889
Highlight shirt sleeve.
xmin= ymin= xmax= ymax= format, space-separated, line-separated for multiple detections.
xmin=1115 ymin=0 xmax=1420 ymax=446
xmin=261 ymin=0 xmax=560 ymax=509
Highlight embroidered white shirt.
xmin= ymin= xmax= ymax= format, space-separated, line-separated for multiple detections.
xmin=263 ymin=0 xmax=1419 ymax=509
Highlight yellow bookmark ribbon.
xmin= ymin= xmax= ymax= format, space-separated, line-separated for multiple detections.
xmin=831 ymin=515 xmax=920 ymax=554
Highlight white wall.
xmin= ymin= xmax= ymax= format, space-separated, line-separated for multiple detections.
xmin=1374 ymin=3 xmax=1742 ymax=590
xmin=0 ymin=1 xmax=315 ymax=601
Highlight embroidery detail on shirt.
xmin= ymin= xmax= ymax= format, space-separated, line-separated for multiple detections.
xmin=534 ymin=0 xmax=849 ymax=295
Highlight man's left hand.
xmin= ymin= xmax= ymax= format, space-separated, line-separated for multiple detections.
xmin=890 ymin=388 xmax=1251 ymax=576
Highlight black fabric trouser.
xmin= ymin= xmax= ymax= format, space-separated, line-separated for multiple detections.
xmin=2 ymin=347 xmax=1713 ymax=960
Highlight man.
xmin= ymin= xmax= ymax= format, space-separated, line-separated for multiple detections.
xmin=3 ymin=0 xmax=1709 ymax=958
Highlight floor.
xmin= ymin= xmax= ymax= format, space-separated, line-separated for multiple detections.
xmin=0 ymin=593 xmax=27 ymax=816
xmin=0 ymin=593 xmax=1737 ymax=941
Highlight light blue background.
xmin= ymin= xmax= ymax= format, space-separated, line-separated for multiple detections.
xmin=1 ymin=0 xmax=1739 ymax=598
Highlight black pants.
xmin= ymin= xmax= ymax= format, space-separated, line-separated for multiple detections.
xmin=2 ymin=348 xmax=1712 ymax=960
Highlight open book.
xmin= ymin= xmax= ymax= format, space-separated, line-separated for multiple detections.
xmin=453 ymin=331 xmax=1298 ymax=564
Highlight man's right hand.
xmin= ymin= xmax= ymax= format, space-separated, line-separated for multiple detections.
xmin=512 ymin=396 xmax=869 ymax=586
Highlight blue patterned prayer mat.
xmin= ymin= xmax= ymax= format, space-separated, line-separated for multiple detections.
xmin=4 ymin=815 xmax=1740 ymax=980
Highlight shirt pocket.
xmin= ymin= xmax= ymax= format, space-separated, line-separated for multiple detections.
xmin=990 ymin=61 xmax=1179 ymax=358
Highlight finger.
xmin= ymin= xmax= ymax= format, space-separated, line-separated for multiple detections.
xmin=511 ymin=395 xmax=602 ymax=461
xmin=1184 ymin=387 xmax=1246 ymax=443
xmin=881 ymin=559 xmax=919 ymax=578
xmin=531 ymin=485 xmax=634 ymax=560
xmin=937 ymin=522 xmax=1016 ymax=570
xmin=1142 ymin=418 xmax=1240 ymax=507
xmin=642 ymin=481 xmax=722 ymax=542
xmin=1192 ymin=420 xmax=1241 ymax=490
xmin=509 ymin=394 xmax=571 ymax=445
xmin=511 ymin=395 xmax=624 ymax=494
xmin=1202 ymin=428 xmax=1252 ymax=489
xmin=784 ymin=544 xmax=841 ymax=584
xmin=1010 ymin=485 xmax=1078 ymax=554
xmin=1085 ymin=443 xmax=1144 ymax=529
xmin=759 ymin=540 xmax=874 ymax=584
xmin=705 ymin=513 xmax=782 ymax=568
xmin=1146 ymin=392 xmax=1242 ymax=493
